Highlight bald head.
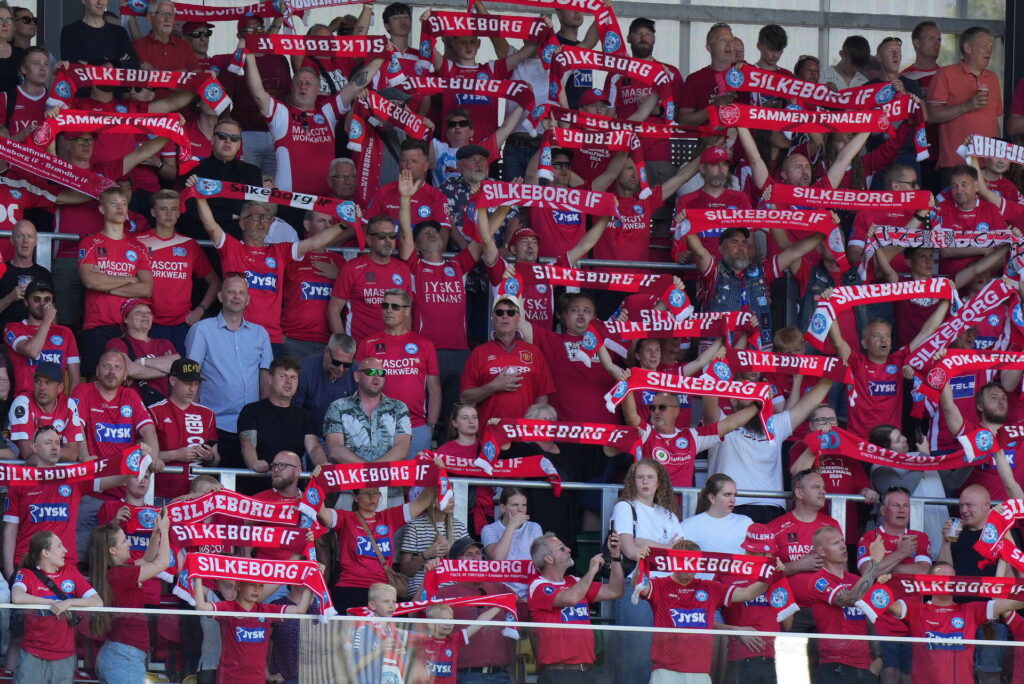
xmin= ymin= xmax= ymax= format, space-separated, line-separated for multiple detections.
xmin=959 ymin=484 xmax=991 ymax=530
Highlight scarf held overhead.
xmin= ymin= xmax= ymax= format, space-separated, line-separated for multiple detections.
xmin=602 ymin=310 xmax=757 ymax=340
xmin=803 ymin=427 xmax=998 ymax=471
xmin=0 ymin=444 xmax=141 ymax=486
xmin=244 ymin=34 xmax=390 ymax=58
xmin=768 ymin=184 xmax=933 ymax=211
xmin=493 ymin=419 xmax=641 ymax=455
xmin=418 ymin=12 xmax=547 ymax=68
xmin=476 ymin=0 xmax=626 ymax=59
xmin=48 ymin=66 xmax=231 ymax=115
xmin=526 ymin=262 xmax=670 ymax=293
xmin=709 ymin=103 xmax=897 ymax=133
xmin=430 ymin=450 xmax=563 ymax=495
xmin=299 ymin=460 xmax=448 ymax=521
xmin=166 ymin=489 xmax=300 ymax=526
xmin=422 ymin=558 xmax=536 ymax=598
xmin=399 ymin=77 xmax=539 ymax=125
xmin=549 ymin=47 xmax=674 ymax=121
xmin=537 ymin=127 xmax=651 ymax=197
xmin=475 ymin=180 xmax=618 ymax=216
xmin=725 ymin=348 xmax=853 ymax=383
xmin=716 ymin=63 xmax=903 ymax=111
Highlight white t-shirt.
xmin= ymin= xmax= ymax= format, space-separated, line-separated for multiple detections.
xmin=679 ymin=512 xmax=754 ymax=579
xmin=612 ymin=499 xmax=681 ymax=578
xmin=708 ymin=410 xmax=793 ymax=508
xmin=481 ymin=518 xmax=544 ymax=598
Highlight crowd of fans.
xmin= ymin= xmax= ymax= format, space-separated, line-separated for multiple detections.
xmin=0 ymin=0 xmax=1020 ymax=682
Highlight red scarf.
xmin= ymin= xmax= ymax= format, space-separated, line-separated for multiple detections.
xmin=243 ymin=33 xmax=390 ymax=58
xmin=176 ymin=552 xmax=335 ymax=615
xmin=0 ymin=444 xmax=142 ymax=485
xmin=121 ymin=0 xmax=291 ymax=21
xmin=523 ymin=262 xmax=669 ymax=293
xmin=169 ymin=522 xmax=308 ymax=553
xmin=166 ymin=489 xmax=300 ymax=526
xmin=716 ymin=63 xmax=902 ymax=111
xmin=916 ymin=350 xmax=1024 ymax=403
xmin=884 ymin=573 xmax=1024 ymax=598
xmin=48 ymin=66 xmax=231 ymax=115
xmin=545 ymin=104 xmax=699 ymax=138
xmin=709 ymin=103 xmax=896 ymax=133
xmin=182 ymin=178 xmax=362 ymax=246
xmin=804 ymin=277 xmax=955 ymax=350
xmin=475 ymin=180 xmax=618 ymax=215
xmin=768 ymin=184 xmax=932 ymax=210
xmin=347 ymin=592 xmax=519 ymax=624
xmin=803 ymin=426 xmax=998 ymax=470
xmin=725 ymin=348 xmax=853 ymax=383
xmin=969 ymin=135 xmax=1024 ymax=164
xmin=30 ymin=110 xmax=196 ymax=174
xmin=418 ymin=12 xmax=547 ymax=69
xmin=299 ymin=460 xmax=447 ymax=521
xmin=602 ymin=311 xmax=754 ymax=340
xmin=493 ymin=419 xmax=641 ymax=455
xmin=347 ymin=92 xmax=431 ymax=207
xmin=538 ymin=127 xmax=651 ymax=198
xmin=0 ymin=138 xmax=115 ymax=199
xmin=605 ymin=368 xmax=773 ymax=431
xmin=550 ymin=47 xmax=674 ymax=121
xmin=422 ymin=559 xmax=535 ymax=598
xmin=400 ymin=77 xmax=539 ymax=126
xmin=859 ymin=227 xmax=1022 ymax=281
xmin=430 ymin=450 xmax=563 ymax=495
xmin=478 ymin=0 xmax=626 ymax=60
xmin=676 ymin=208 xmax=834 ymax=236
xmin=973 ymin=499 xmax=1024 ymax=560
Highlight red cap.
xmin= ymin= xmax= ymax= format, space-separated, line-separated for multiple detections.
xmin=506 ymin=227 xmax=540 ymax=247
xmin=121 ymin=298 xmax=154 ymax=321
xmin=181 ymin=21 xmax=213 ymax=35
xmin=740 ymin=523 xmax=776 ymax=554
xmin=700 ymin=145 xmax=730 ymax=165
xmin=579 ymin=88 xmax=611 ymax=108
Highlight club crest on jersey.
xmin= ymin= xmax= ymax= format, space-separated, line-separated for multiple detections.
xmin=695 ymin=590 xmax=709 ymax=602
xmin=675 ymin=436 xmax=689 ymax=449
xmin=417 ymin=206 xmax=432 ymax=218
xmin=581 ymin=331 xmax=598 ymax=352
xmin=120 ymin=405 xmax=133 ymax=418
xmin=60 ymin=579 xmax=75 ymax=594
xmin=443 ymin=266 xmax=456 ymax=277
xmin=265 ymin=257 xmax=277 ymax=269
xmin=978 ymin=222 xmax=990 ymax=231
xmin=725 ymin=67 xmax=745 ymax=88
xmin=115 ymin=104 xmax=128 ymax=113
xmin=58 ymin=484 xmax=72 ymax=497
xmin=375 ymin=524 xmax=389 ymax=536
xmin=770 ymin=587 xmax=789 ymax=607
xmin=870 ymin=588 xmax=891 ymax=608
xmin=50 ymin=335 xmax=63 ymax=346
xmin=391 ymin=273 xmax=404 ymax=285
xmin=405 ymin=343 xmax=419 ymax=354
xmin=312 ymin=113 xmax=326 ymax=125
xmin=952 ymin=617 xmax=965 ymax=628
xmin=885 ymin=364 xmax=898 ymax=375
xmin=536 ymin=284 xmax=548 ymax=294
xmin=138 ymin=508 xmax=158 ymax=529
xmin=125 ymin=250 xmax=138 ymax=262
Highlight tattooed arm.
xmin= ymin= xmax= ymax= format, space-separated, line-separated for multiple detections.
xmin=833 ymin=536 xmax=886 ymax=606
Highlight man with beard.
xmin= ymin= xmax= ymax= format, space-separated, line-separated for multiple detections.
xmin=367 ymin=139 xmax=452 ymax=239
xmin=324 ymin=356 xmax=411 ymax=464
xmin=5 ymin=279 xmax=80 ymax=397
xmin=8 ymin=362 xmax=86 ymax=463
xmin=250 ymin=450 xmax=308 ymax=562
xmin=673 ymin=145 xmax=753 ymax=260
xmin=439 ymin=144 xmax=513 ymax=250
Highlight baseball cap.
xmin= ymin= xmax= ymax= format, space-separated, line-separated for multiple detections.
xmin=492 ymin=294 xmax=522 ymax=313
xmin=170 ymin=358 xmax=203 ymax=382
xmin=456 ymin=144 xmax=489 ymax=161
xmin=506 ymin=227 xmax=539 ymax=248
xmin=719 ymin=226 xmax=750 ymax=243
xmin=741 ymin=523 xmax=776 ymax=554
xmin=24 ymin=280 xmax=54 ymax=298
xmin=578 ymin=88 xmax=611 ymax=108
xmin=182 ymin=21 xmax=213 ymax=35
xmin=412 ymin=220 xmax=443 ymax=240
xmin=121 ymin=298 xmax=154 ymax=320
xmin=33 ymin=361 xmax=62 ymax=383
xmin=378 ymin=87 xmax=412 ymax=104
xmin=700 ymin=145 xmax=730 ymax=164
xmin=628 ymin=17 xmax=656 ymax=34
xmin=447 ymin=536 xmax=484 ymax=559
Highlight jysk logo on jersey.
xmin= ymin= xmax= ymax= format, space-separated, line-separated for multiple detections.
xmin=842 ymin=605 xmax=866 ymax=620
xmin=560 ymin=603 xmax=589 ymax=622
xmin=300 ymin=282 xmax=332 ymax=300
xmin=29 ymin=502 xmax=70 ymax=523
xmin=669 ymin=608 xmax=708 ymax=626
xmin=868 ymin=380 xmax=897 ymax=396
xmin=553 ymin=210 xmax=580 ymax=225
xmin=356 ymin=535 xmax=392 ymax=558
xmin=924 ymin=630 xmax=965 ymax=650
xmin=235 ymin=626 xmax=267 ymax=642
xmin=95 ymin=422 xmax=133 ymax=443
xmin=245 ymin=270 xmax=278 ymax=291
xmin=427 ymin=660 xmax=454 ymax=676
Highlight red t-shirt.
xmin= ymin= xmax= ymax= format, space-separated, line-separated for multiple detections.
xmin=1002 ymin=609 xmax=1024 ymax=684
xmin=217 ymin=235 xmax=298 ymax=344
xmin=13 ymin=564 xmax=95 ymax=660
xmin=7 ymin=393 xmax=84 ymax=445
xmin=69 ymin=383 xmax=153 ymax=463
xmin=593 ymin=192 xmax=664 ymax=265
xmin=211 ymin=599 xmax=289 ymax=684
xmin=681 ymin=65 xmax=747 ymax=112
xmin=846 ymin=347 xmax=909 ymax=438
xmin=935 ymin=198 xmax=1006 ymax=276
xmin=356 ymin=331 xmax=440 ymax=428
xmin=531 ymin=324 xmax=618 ymax=423
xmin=856 ymin=526 xmax=930 ymax=636
xmin=406 ymin=249 xmax=476 ymax=351
xmin=79 ymin=232 xmax=152 ymax=329
xmin=424 ymin=629 xmax=469 ymax=680
xmin=720 ymin=577 xmax=779 ymax=661
xmin=486 ymin=257 xmax=565 ymax=328
xmin=960 ymin=418 xmax=1024 ymax=501
xmin=437 ymin=59 xmax=512 ymax=141
xmin=136 ymin=230 xmax=213 ymax=326
xmin=527 ymin=574 xmax=602 ymax=666
xmin=251 ymin=488 xmax=304 ymax=561
xmin=265 ymin=96 xmax=345 ymax=195
xmin=528 ymin=206 xmax=585 ymax=260
xmin=0 ymin=87 xmax=46 ymax=137
xmin=766 ymin=511 xmax=841 ymax=606
xmin=52 ymin=159 xmax=122 ymax=259
xmin=4 ymin=479 xmax=94 ymax=566
xmin=808 ymin=568 xmax=873 ymax=669
xmin=149 ymin=398 xmax=217 ymax=499
xmin=371 ymin=47 xmax=433 ymax=114
xmin=104 ymin=563 xmax=151 ymax=650
xmin=106 ymin=335 xmax=177 ymax=398
xmin=281 ymin=250 xmax=346 ymax=344
xmin=639 ymin=425 xmax=720 ymax=488
xmin=367 ymin=181 xmax=451 ymax=230
xmin=329 ymin=504 xmax=410 ymax=588
xmin=332 ymin=255 xmax=413 ymax=344
xmin=460 ymin=338 xmax=556 ymax=425
xmin=902 ymin=599 xmax=990 ymax=684
xmin=608 ymin=62 xmax=685 ymax=162
xmin=0 ymin=177 xmax=53 ymax=232
xmin=4 ymin=321 xmax=79 ymax=396
xmin=892 ymin=276 xmax=943 ymax=349
xmin=572 ymin=147 xmax=613 ymax=186
xmin=647 ymin=575 xmax=731 ymax=673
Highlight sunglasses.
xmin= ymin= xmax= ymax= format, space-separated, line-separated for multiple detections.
xmin=381 ymin=302 xmax=410 ymax=311
xmin=493 ymin=308 xmax=518 ymax=317
xmin=214 ymin=131 xmax=241 ymax=142
xmin=447 ymin=120 xmax=471 ymax=129
xmin=360 ymin=368 xmax=387 ymax=377
xmin=650 ymin=403 xmax=676 ymax=411
xmin=16 ymin=16 xmax=36 ymax=25
xmin=240 ymin=26 xmax=263 ymax=34
xmin=329 ymin=357 xmax=352 ymax=368
xmin=187 ymin=30 xmax=214 ymax=38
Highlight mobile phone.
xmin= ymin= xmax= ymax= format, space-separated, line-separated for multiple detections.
xmin=203 ymin=440 xmax=218 ymax=448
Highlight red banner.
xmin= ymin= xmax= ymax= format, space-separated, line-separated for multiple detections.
xmin=475 ymin=180 xmax=619 ymax=216
xmin=49 ymin=66 xmax=231 ymax=115
xmin=422 ymin=558 xmax=535 ymax=598
xmin=726 ymin=348 xmax=853 ymax=383
xmin=709 ymin=103 xmax=894 ymax=133
xmin=0 ymin=138 xmax=115 ymax=199
xmin=803 ymin=427 xmax=992 ymax=471
xmin=244 ymin=34 xmax=390 ymax=57
xmin=716 ymin=63 xmax=903 ymax=111
xmin=769 ymin=184 xmax=933 ymax=210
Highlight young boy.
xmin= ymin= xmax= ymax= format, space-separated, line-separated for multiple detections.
xmin=421 ymin=603 xmax=503 ymax=680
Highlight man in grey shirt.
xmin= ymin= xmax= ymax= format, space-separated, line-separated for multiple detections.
xmin=323 ymin=356 xmax=410 ymax=464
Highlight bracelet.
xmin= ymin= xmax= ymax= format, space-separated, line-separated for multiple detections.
xmin=914 ymin=211 xmax=929 ymax=222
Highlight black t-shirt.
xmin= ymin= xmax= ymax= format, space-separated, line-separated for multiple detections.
xmin=0 ymin=262 xmax=50 ymax=330
xmin=0 ymin=46 xmax=24 ymax=93
xmin=557 ymin=34 xmax=591 ymax=110
xmin=59 ymin=21 xmax=138 ymax=69
xmin=237 ymin=398 xmax=319 ymax=464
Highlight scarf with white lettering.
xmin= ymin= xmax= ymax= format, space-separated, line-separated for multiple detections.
xmin=493 ymin=419 xmax=641 ymax=456
xmin=544 ymin=104 xmax=699 ymax=138
xmin=174 ymin=552 xmax=335 ymax=615
xmin=120 ymin=0 xmax=291 ymax=21
xmin=858 ymin=227 xmax=1022 ymax=281
xmin=804 ymin=278 xmax=955 ymax=350
xmin=550 ymin=47 xmax=674 ymax=122
xmin=48 ymin=66 xmax=231 ymax=115
xmin=347 ymin=593 xmax=520 ymax=637
xmin=525 ymin=262 xmax=670 ymax=292
xmin=0 ymin=444 xmax=142 ymax=485
xmin=418 ymin=12 xmax=547 ymax=71
xmin=768 ymin=184 xmax=933 ymax=211
xmin=298 ymin=460 xmax=448 ymax=522
xmin=716 ymin=63 xmax=902 ymax=111
xmin=725 ymin=348 xmax=853 ymax=383
xmin=474 ymin=180 xmax=619 ymax=218
xmin=430 ymin=450 xmax=563 ymax=495
xmin=914 ymin=351 xmax=1024 ymax=404
xmin=181 ymin=178 xmax=362 ymax=246
xmin=422 ymin=558 xmax=535 ymax=598
xmin=537 ymin=127 xmax=651 ymax=198
xmin=803 ymin=426 xmax=998 ymax=470
xmin=478 ymin=0 xmax=626 ymax=59
xmin=30 ymin=110 xmax=196 ymax=174
xmin=169 ymin=522 xmax=309 ymax=553
xmin=605 ymin=367 xmax=773 ymax=429
xmin=601 ymin=310 xmax=755 ymax=341
xmin=709 ymin=103 xmax=897 ymax=133
xmin=0 ymin=138 xmax=115 ymax=199
xmin=399 ymin=77 xmax=539 ymax=126
xmin=347 ymin=92 xmax=431 ymax=207
xmin=973 ymin=499 xmax=1024 ymax=561
xmin=880 ymin=574 xmax=1024 ymax=599
xmin=962 ymin=135 xmax=1024 ymax=165
xmin=166 ymin=489 xmax=301 ymax=526
xmin=243 ymin=33 xmax=390 ymax=59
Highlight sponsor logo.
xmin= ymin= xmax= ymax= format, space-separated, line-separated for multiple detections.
xmin=235 ymin=626 xmax=267 ymax=642
xmin=842 ymin=606 xmax=865 ymax=620
xmin=29 ymin=502 xmax=69 ymax=523
xmin=815 ymin=578 xmax=829 ymax=593
xmin=356 ymin=535 xmax=392 ymax=557
xmin=560 ymin=603 xmax=589 ymax=622
xmin=300 ymin=282 xmax=331 ymax=300
xmin=602 ymin=32 xmax=622 ymax=53
xmin=868 ymin=380 xmax=897 ymax=396
xmin=95 ymin=422 xmax=133 ymax=443
xmin=543 ymin=585 xmax=555 ymax=594
xmin=669 ymin=608 xmax=708 ymax=626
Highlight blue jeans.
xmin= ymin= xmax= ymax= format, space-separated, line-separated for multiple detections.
xmin=610 ymin=592 xmax=653 ymax=684
xmin=97 ymin=640 xmax=148 ymax=684
xmin=724 ymin=656 xmax=777 ymax=684
xmin=502 ymin=143 xmax=536 ymax=181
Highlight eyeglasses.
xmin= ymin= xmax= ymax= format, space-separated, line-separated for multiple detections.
xmin=650 ymin=403 xmax=676 ymax=411
xmin=493 ymin=308 xmax=518 ymax=318
xmin=330 ymin=173 xmax=356 ymax=181
xmin=381 ymin=302 xmax=410 ymax=311
xmin=552 ymin=161 xmax=572 ymax=169
xmin=359 ymin=368 xmax=387 ymax=377
xmin=0 ymin=18 xmax=14 ymax=26
xmin=16 ymin=16 xmax=35 ymax=25
xmin=811 ymin=416 xmax=838 ymax=425
xmin=187 ymin=30 xmax=213 ymax=38
xmin=242 ymin=214 xmax=273 ymax=224
xmin=214 ymin=131 xmax=242 ymax=143
xmin=368 ymin=232 xmax=396 ymax=240
xmin=270 ymin=463 xmax=297 ymax=471
xmin=240 ymin=26 xmax=263 ymax=34
xmin=447 ymin=120 xmax=471 ymax=129
xmin=153 ymin=11 xmax=175 ymax=19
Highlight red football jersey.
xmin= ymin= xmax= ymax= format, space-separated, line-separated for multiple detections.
xmin=70 ymin=383 xmax=153 ymax=462
xmin=4 ymin=478 xmax=94 ymax=565
xmin=4 ymin=321 xmax=79 ymax=396
xmin=406 ymin=250 xmax=475 ymax=351
xmin=12 ymin=564 xmax=96 ymax=660
xmin=251 ymin=488 xmax=304 ymax=561
xmin=808 ymin=568 xmax=873 ymax=669
xmin=766 ymin=511 xmax=841 ymax=605
xmin=460 ymin=339 xmax=555 ymax=425
xmin=356 ymin=331 xmax=440 ymax=428
xmin=437 ymin=59 xmax=511 ymax=141
xmin=527 ymin=574 xmax=602 ymax=666
xmin=8 ymin=393 xmax=84 ymax=444
xmin=527 ymin=206 xmax=585 ymax=260
xmin=646 ymin=575 xmax=731 ymax=673
xmin=332 ymin=255 xmax=413 ymax=344
xmin=593 ymin=192 xmax=664 ymax=265
xmin=846 ymin=348 xmax=909 ymax=438
xmin=531 ymin=325 xmax=618 ymax=423
xmin=640 ymin=425 xmax=720 ymax=488
xmin=367 ymin=181 xmax=451 ymax=230
xmin=902 ymin=599 xmax=991 ymax=684
xmin=79 ymin=232 xmax=152 ymax=329
xmin=674 ymin=187 xmax=753 ymax=260
xmin=97 ymin=502 xmax=161 ymax=606
xmin=328 ymin=505 xmax=410 ymax=588
xmin=136 ymin=230 xmax=213 ymax=326
xmin=217 ymin=235 xmax=297 ymax=344
xmin=212 ymin=600 xmax=289 ymax=683
xmin=149 ymin=398 xmax=217 ymax=499
xmin=856 ymin=526 xmax=930 ymax=636
xmin=281 ymin=250 xmax=346 ymax=344
xmin=265 ymin=96 xmax=345 ymax=195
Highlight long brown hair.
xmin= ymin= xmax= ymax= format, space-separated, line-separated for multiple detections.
xmin=20 ymin=530 xmax=57 ymax=570
xmin=88 ymin=522 xmax=122 ymax=637
xmin=618 ymin=458 xmax=679 ymax=517
xmin=696 ymin=473 xmax=735 ymax=515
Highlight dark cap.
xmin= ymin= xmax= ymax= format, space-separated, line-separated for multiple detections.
xmin=447 ymin=536 xmax=484 ymax=559
xmin=182 ymin=21 xmax=214 ymax=35
xmin=378 ymin=87 xmax=412 ymax=104
xmin=628 ymin=17 xmax=656 ymax=34
xmin=33 ymin=361 xmax=62 ymax=383
xmin=719 ymin=226 xmax=750 ymax=242
xmin=412 ymin=220 xmax=443 ymax=240
xmin=170 ymin=358 xmax=202 ymax=381
xmin=24 ymin=280 xmax=54 ymax=297
xmin=456 ymin=144 xmax=489 ymax=161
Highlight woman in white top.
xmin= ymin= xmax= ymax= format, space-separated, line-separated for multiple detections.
xmin=609 ymin=458 xmax=682 ymax=684
xmin=679 ymin=473 xmax=754 ymax=557
xmin=481 ymin=487 xmax=543 ymax=598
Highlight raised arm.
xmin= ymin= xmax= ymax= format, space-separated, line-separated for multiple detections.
xmin=788 ymin=378 xmax=835 ymax=426
xmin=397 ymin=170 xmax=421 ymax=261
xmin=825 ymin=132 xmax=869 ymax=189
xmin=566 ymin=216 xmax=610 ymax=265
xmin=244 ymin=53 xmax=273 ymax=117
xmin=735 ymin=127 xmax=769 ymax=191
